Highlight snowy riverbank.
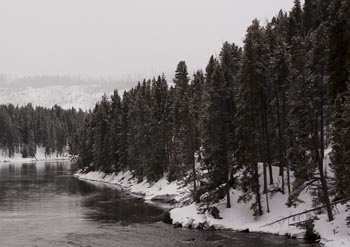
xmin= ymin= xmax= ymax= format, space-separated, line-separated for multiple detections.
xmin=74 ymin=166 xmax=350 ymax=247
xmin=0 ymin=147 xmax=71 ymax=163
xmin=74 ymin=170 xmax=186 ymax=204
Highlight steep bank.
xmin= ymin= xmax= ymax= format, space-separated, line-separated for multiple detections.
xmin=74 ymin=165 xmax=349 ymax=247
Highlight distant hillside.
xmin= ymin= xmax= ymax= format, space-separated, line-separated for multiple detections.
xmin=0 ymin=75 xmax=140 ymax=110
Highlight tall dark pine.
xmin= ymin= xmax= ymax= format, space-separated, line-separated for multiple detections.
xmin=287 ymin=38 xmax=314 ymax=204
xmin=308 ymin=24 xmax=333 ymax=221
xmin=267 ymin=17 xmax=291 ymax=194
xmin=201 ymin=56 xmax=232 ymax=207
xmin=219 ymin=42 xmax=242 ymax=208
xmin=110 ymin=89 xmax=123 ymax=172
xmin=189 ymin=70 xmax=205 ymax=200
xmin=127 ymin=81 xmax=153 ymax=180
xmin=328 ymin=0 xmax=350 ymax=101
xmin=288 ymin=0 xmax=304 ymax=42
xmin=329 ymin=0 xmax=350 ymax=219
xmin=91 ymin=95 xmax=112 ymax=172
xmin=171 ymin=61 xmax=197 ymax=199
xmin=236 ymin=19 xmax=271 ymax=216
xmin=148 ymin=75 xmax=169 ymax=181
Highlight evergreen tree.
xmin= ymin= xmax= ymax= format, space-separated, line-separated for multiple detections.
xmin=110 ymin=89 xmax=123 ymax=172
xmin=329 ymin=0 xmax=350 ymax=213
xmin=170 ymin=61 xmax=195 ymax=183
xmin=201 ymin=56 xmax=231 ymax=206
xmin=288 ymin=0 xmax=304 ymax=41
xmin=148 ymin=75 xmax=169 ymax=180
xmin=328 ymin=0 xmax=350 ymax=101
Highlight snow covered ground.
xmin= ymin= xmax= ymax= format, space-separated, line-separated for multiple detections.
xmin=74 ymin=170 xmax=187 ymax=204
xmin=74 ymin=151 xmax=350 ymax=247
xmin=0 ymin=146 xmax=70 ymax=163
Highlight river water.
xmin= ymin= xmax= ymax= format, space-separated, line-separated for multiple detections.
xmin=0 ymin=161 xmax=319 ymax=247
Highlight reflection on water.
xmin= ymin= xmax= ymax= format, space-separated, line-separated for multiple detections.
xmin=0 ymin=161 xmax=319 ymax=247
xmin=0 ymin=162 xmax=163 ymax=224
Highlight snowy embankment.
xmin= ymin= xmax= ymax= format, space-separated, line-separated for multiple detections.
xmin=0 ymin=147 xmax=71 ymax=163
xmin=74 ymin=170 xmax=187 ymax=204
xmin=74 ymin=149 xmax=350 ymax=247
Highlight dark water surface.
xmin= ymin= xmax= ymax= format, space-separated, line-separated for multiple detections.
xmin=0 ymin=161 xmax=319 ymax=247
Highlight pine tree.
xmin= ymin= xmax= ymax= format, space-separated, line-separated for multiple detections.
xmin=288 ymin=0 xmax=304 ymax=42
xmin=201 ymin=56 xmax=231 ymax=206
xmin=235 ymin=19 xmax=270 ymax=216
xmin=331 ymin=93 xmax=350 ymax=200
xmin=286 ymin=33 xmax=314 ymax=205
xmin=170 ymin=61 xmax=195 ymax=183
xmin=92 ymin=95 xmax=112 ymax=172
xmin=110 ymin=89 xmax=123 ymax=172
xmin=328 ymin=0 xmax=350 ymax=101
xmin=147 ymin=75 xmax=169 ymax=181
xmin=267 ymin=18 xmax=291 ymax=194
xmin=119 ymin=91 xmax=130 ymax=171
xmin=219 ymin=42 xmax=242 ymax=208
xmin=189 ymin=70 xmax=205 ymax=200
xmin=329 ymin=0 xmax=350 ymax=208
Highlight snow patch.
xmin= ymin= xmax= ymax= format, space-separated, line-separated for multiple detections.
xmin=74 ymin=170 xmax=185 ymax=205
xmin=0 ymin=146 xmax=70 ymax=163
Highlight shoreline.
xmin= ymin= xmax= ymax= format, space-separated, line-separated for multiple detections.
xmin=72 ymin=171 xmax=312 ymax=241
xmin=0 ymin=157 xmax=71 ymax=163
xmin=73 ymin=170 xmax=179 ymax=210
xmin=73 ymin=169 xmax=350 ymax=247
xmin=0 ymin=147 xmax=72 ymax=163
xmin=0 ymin=155 xmax=72 ymax=163
xmin=75 ymin=170 xmax=322 ymax=244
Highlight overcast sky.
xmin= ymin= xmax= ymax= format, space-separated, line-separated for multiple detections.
xmin=0 ymin=0 xmax=294 ymax=79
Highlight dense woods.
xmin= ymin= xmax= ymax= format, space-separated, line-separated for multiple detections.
xmin=0 ymin=104 xmax=86 ymax=157
xmin=77 ymin=0 xmax=350 ymax=223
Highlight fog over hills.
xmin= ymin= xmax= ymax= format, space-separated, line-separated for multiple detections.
xmin=0 ymin=74 xmax=145 ymax=110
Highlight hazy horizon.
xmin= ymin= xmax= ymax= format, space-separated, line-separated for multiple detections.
xmin=0 ymin=0 xmax=294 ymax=80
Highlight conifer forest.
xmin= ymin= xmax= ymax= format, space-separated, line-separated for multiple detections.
xmin=76 ymin=0 xmax=350 ymax=224
xmin=0 ymin=104 xmax=85 ymax=157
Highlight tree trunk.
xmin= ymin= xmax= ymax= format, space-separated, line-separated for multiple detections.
xmin=263 ymin=162 xmax=268 ymax=194
xmin=282 ymin=88 xmax=291 ymax=195
xmin=263 ymin=162 xmax=270 ymax=213
xmin=226 ymin=170 xmax=231 ymax=208
xmin=320 ymin=71 xmax=325 ymax=160
xmin=188 ymin=123 xmax=197 ymax=202
xmin=263 ymin=102 xmax=273 ymax=185
xmin=192 ymin=154 xmax=197 ymax=201
xmin=254 ymin=162 xmax=263 ymax=216
xmin=265 ymin=187 xmax=270 ymax=213
xmin=319 ymin=73 xmax=333 ymax=221
xmin=275 ymin=92 xmax=285 ymax=193
xmin=287 ymin=160 xmax=291 ymax=195
xmin=314 ymin=113 xmax=333 ymax=222
xmin=260 ymin=114 xmax=269 ymax=213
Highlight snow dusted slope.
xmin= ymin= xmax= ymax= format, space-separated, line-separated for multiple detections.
xmin=0 ymin=75 xmax=138 ymax=110
xmin=0 ymin=85 xmax=110 ymax=111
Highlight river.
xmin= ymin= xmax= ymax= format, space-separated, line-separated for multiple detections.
xmin=0 ymin=161 xmax=319 ymax=247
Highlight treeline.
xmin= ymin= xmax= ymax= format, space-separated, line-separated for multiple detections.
xmin=77 ymin=0 xmax=350 ymax=221
xmin=0 ymin=104 xmax=86 ymax=157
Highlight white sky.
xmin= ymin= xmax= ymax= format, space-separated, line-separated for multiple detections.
xmin=0 ymin=0 xmax=294 ymax=78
